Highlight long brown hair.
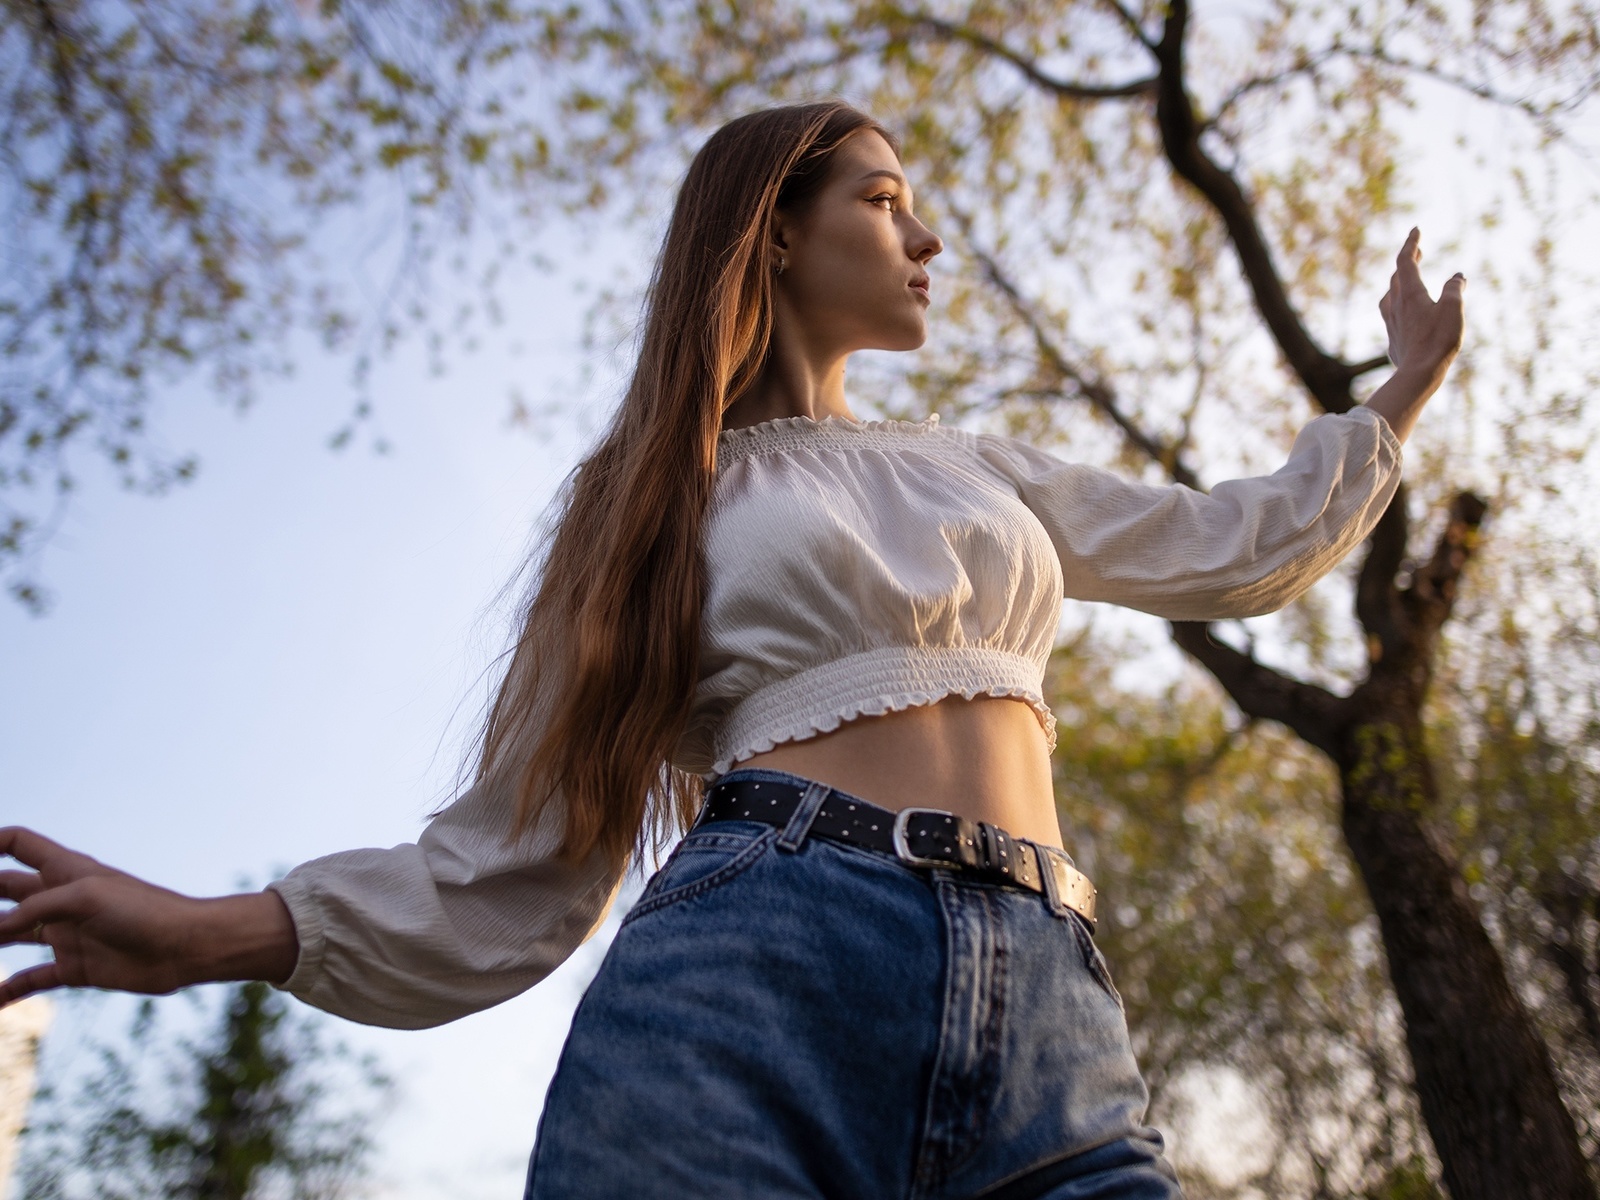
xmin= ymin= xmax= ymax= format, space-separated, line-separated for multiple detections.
xmin=474 ymin=101 xmax=900 ymax=872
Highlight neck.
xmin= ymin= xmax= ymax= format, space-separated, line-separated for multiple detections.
xmin=721 ymin=328 xmax=853 ymax=431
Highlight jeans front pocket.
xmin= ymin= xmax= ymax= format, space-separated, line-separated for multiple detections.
xmin=1067 ymin=910 xmax=1124 ymax=1011
xmin=621 ymin=823 xmax=777 ymax=927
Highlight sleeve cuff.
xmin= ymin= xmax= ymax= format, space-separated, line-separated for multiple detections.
xmin=1349 ymin=403 xmax=1404 ymax=468
xmin=264 ymin=873 xmax=327 ymax=1000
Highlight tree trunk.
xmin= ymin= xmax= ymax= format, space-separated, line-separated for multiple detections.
xmin=1336 ymin=708 xmax=1595 ymax=1200
xmin=967 ymin=1 xmax=1596 ymax=1184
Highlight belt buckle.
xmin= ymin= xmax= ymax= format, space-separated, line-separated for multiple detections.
xmin=1040 ymin=845 xmax=1099 ymax=931
xmin=892 ymin=807 xmax=953 ymax=869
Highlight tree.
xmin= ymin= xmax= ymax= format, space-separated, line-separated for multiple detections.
xmin=1044 ymin=594 xmax=1600 ymax=1195
xmin=10 ymin=1 xmax=1600 ymax=1193
xmin=16 ymin=981 xmax=390 ymax=1200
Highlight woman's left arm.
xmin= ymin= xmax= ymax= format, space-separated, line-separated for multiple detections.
xmin=978 ymin=410 xmax=1403 ymax=621
xmin=973 ymin=230 xmax=1465 ymax=622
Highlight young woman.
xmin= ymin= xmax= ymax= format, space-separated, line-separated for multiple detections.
xmin=1 ymin=101 xmax=1463 ymax=1197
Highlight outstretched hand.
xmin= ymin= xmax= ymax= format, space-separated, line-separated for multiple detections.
xmin=0 ymin=827 xmax=298 ymax=1008
xmin=1363 ymin=229 xmax=1467 ymax=443
xmin=1379 ymin=228 xmax=1466 ymax=378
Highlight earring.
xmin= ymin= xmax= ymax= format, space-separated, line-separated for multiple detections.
xmin=775 ymin=256 xmax=786 ymax=277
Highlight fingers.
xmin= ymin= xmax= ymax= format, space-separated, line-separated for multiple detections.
xmin=0 ymin=870 xmax=44 ymax=903
xmin=1441 ymin=272 xmax=1467 ymax=304
xmin=0 ymin=826 xmax=92 ymax=875
xmin=0 ymin=962 xmax=64 ymax=1008
xmin=0 ymin=880 xmax=90 ymax=946
xmin=1396 ymin=232 xmax=1428 ymax=295
xmin=1398 ymin=226 xmax=1421 ymax=265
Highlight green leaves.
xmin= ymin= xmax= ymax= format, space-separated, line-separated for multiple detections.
xmin=17 ymin=982 xmax=390 ymax=1200
xmin=0 ymin=0 xmax=566 ymax=607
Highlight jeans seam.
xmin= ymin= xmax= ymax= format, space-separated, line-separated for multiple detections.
xmin=1068 ymin=911 xmax=1123 ymax=1011
xmin=967 ymin=887 xmax=1007 ymax=1177
xmin=966 ymin=1131 xmax=1136 ymax=1200
xmin=631 ymin=830 xmax=762 ymax=906
xmin=909 ymin=880 xmax=1009 ymax=1199
xmin=619 ymin=828 xmax=777 ymax=927
xmin=909 ymin=875 xmax=961 ymax=1200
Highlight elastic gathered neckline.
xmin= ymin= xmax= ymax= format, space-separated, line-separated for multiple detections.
xmin=716 ymin=412 xmax=950 ymax=466
xmin=719 ymin=412 xmax=940 ymax=439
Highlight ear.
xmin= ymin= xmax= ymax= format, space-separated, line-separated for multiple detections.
xmin=769 ymin=207 xmax=797 ymax=257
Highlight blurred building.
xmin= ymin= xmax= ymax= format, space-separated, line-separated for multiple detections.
xmin=0 ymin=980 xmax=51 ymax=1200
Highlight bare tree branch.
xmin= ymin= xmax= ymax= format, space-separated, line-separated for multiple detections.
xmin=893 ymin=12 xmax=1158 ymax=100
xmin=1401 ymin=489 xmax=1489 ymax=638
xmin=1200 ymin=48 xmax=1343 ymax=131
xmin=1169 ymin=620 xmax=1346 ymax=757
xmin=1204 ymin=41 xmax=1598 ymax=139
xmin=1153 ymin=0 xmax=1361 ymax=415
xmin=1340 ymin=43 xmax=1600 ymax=132
xmin=953 ymin=218 xmax=1206 ymax=490
xmin=1099 ymin=0 xmax=1156 ymax=50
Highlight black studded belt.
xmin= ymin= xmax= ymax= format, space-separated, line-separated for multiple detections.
xmin=699 ymin=774 xmax=1098 ymax=929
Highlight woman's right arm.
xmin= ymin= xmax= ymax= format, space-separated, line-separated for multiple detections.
xmin=0 ymin=827 xmax=299 ymax=1001
xmin=0 ymin=771 xmax=624 ymax=1029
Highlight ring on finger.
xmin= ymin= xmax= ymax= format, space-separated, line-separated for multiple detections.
xmin=31 ymin=922 xmax=45 ymax=944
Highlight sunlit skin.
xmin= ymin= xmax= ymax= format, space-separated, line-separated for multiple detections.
xmin=0 ymin=131 xmax=1463 ymax=1008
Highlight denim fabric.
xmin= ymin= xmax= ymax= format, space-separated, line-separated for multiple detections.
xmin=526 ymin=769 xmax=1183 ymax=1199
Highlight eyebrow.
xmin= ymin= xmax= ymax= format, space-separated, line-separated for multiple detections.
xmin=858 ymin=168 xmax=908 ymax=187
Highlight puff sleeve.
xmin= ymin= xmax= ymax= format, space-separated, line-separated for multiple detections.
xmin=974 ymin=407 xmax=1402 ymax=621
xmin=265 ymin=769 xmax=623 ymax=1030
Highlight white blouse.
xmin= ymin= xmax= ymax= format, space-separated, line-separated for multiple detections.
xmin=269 ymin=406 xmax=1401 ymax=1028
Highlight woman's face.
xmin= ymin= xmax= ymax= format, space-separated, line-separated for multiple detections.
xmin=774 ymin=129 xmax=943 ymax=356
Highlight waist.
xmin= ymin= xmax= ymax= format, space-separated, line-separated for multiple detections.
xmin=734 ymin=693 xmax=1062 ymax=848
xmin=697 ymin=767 xmax=1096 ymax=928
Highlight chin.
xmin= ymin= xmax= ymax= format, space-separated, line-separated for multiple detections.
xmin=872 ymin=316 xmax=931 ymax=352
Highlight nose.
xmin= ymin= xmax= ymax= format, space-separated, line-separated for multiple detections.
xmin=908 ymin=216 xmax=942 ymax=263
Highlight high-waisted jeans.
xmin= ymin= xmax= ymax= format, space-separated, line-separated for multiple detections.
xmin=525 ymin=768 xmax=1184 ymax=1199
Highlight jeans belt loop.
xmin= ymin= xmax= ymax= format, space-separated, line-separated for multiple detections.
xmin=777 ymin=781 xmax=832 ymax=852
xmin=1038 ymin=843 xmax=1098 ymax=931
xmin=1038 ymin=842 xmax=1066 ymax=917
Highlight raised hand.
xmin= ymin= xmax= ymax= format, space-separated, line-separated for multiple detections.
xmin=1378 ymin=227 xmax=1466 ymax=378
xmin=1364 ymin=229 xmax=1467 ymax=443
xmin=0 ymin=827 xmax=298 ymax=1008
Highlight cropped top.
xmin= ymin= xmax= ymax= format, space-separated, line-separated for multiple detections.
xmin=268 ymin=406 xmax=1401 ymax=1028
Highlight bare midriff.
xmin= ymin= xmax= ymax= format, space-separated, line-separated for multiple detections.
xmin=733 ymin=694 xmax=1063 ymax=848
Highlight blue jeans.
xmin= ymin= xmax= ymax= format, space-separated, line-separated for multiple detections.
xmin=526 ymin=769 xmax=1183 ymax=1198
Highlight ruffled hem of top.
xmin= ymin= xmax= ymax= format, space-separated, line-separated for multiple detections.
xmin=717 ymin=412 xmax=946 ymax=465
xmin=703 ymin=644 xmax=1056 ymax=778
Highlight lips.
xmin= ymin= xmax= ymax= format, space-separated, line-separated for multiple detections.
xmin=909 ymin=274 xmax=930 ymax=300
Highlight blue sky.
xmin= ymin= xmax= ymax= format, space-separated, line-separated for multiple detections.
xmin=0 ymin=243 xmax=647 ymax=1198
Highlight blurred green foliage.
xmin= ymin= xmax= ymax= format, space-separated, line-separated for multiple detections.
xmin=16 ymin=981 xmax=390 ymax=1200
